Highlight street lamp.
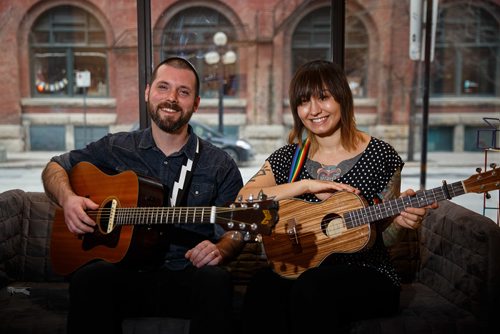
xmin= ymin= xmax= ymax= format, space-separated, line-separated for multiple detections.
xmin=204 ymin=31 xmax=237 ymax=134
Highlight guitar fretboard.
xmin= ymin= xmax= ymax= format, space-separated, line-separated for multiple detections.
xmin=112 ymin=206 xmax=217 ymax=225
xmin=344 ymin=181 xmax=465 ymax=228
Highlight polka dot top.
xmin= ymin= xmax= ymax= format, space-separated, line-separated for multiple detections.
xmin=267 ymin=137 xmax=405 ymax=287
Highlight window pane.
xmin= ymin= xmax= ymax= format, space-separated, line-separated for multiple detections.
xmin=462 ymin=47 xmax=495 ymax=95
xmin=428 ymin=127 xmax=453 ymax=151
xmin=52 ymin=6 xmax=86 ymax=27
xmin=292 ymin=8 xmax=331 ymax=72
xmin=74 ymin=126 xmax=108 ymax=149
xmin=160 ymin=7 xmax=239 ymax=99
xmin=30 ymin=125 xmax=66 ymax=151
xmin=33 ymin=49 xmax=69 ymax=95
xmin=292 ymin=8 xmax=368 ymax=97
xmin=54 ymin=31 xmax=85 ymax=44
xmin=433 ymin=4 xmax=499 ymax=96
xmin=73 ymin=50 xmax=107 ymax=96
xmin=431 ymin=48 xmax=457 ymax=96
xmin=31 ymin=31 xmax=50 ymax=44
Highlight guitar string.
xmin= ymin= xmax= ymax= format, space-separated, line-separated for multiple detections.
xmin=84 ymin=206 xmax=268 ymax=230
xmin=80 ymin=175 xmax=488 ymax=238
xmin=280 ymin=181 xmax=465 ymax=239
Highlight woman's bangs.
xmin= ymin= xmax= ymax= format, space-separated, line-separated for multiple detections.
xmin=294 ymin=73 xmax=324 ymax=104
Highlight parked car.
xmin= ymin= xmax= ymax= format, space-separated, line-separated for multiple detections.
xmin=190 ymin=120 xmax=255 ymax=165
xmin=131 ymin=120 xmax=255 ymax=165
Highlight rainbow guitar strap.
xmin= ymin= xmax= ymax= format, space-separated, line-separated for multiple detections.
xmin=287 ymin=137 xmax=310 ymax=183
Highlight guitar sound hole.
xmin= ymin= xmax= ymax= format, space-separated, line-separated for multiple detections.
xmin=82 ymin=198 xmax=121 ymax=251
xmin=97 ymin=200 xmax=113 ymax=233
xmin=321 ymin=213 xmax=346 ymax=237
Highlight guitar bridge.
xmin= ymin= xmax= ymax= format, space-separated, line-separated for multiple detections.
xmin=107 ymin=199 xmax=118 ymax=233
xmin=286 ymin=218 xmax=299 ymax=245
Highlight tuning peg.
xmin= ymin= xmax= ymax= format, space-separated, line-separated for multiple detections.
xmin=486 ymin=192 xmax=492 ymax=199
xmin=476 ymin=167 xmax=482 ymax=173
xmin=248 ymin=194 xmax=254 ymax=202
xmin=490 ymin=163 xmax=497 ymax=169
xmin=229 ymin=231 xmax=243 ymax=241
xmin=237 ymin=195 xmax=243 ymax=203
xmin=243 ymin=231 xmax=252 ymax=242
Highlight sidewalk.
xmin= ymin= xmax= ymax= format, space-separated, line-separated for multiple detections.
xmin=0 ymin=151 xmax=65 ymax=168
xmin=0 ymin=150 xmax=496 ymax=169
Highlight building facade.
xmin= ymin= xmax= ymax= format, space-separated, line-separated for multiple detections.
xmin=0 ymin=0 xmax=499 ymax=155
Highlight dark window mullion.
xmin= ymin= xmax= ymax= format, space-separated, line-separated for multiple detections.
xmin=67 ymin=47 xmax=74 ymax=96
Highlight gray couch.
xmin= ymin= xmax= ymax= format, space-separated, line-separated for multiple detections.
xmin=1 ymin=188 xmax=499 ymax=334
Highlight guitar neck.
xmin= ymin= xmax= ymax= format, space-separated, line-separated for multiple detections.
xmin=112 ymin=206 xmax=218 ymax=226
xmin=345 ymin=180 xmax=465 ymax=228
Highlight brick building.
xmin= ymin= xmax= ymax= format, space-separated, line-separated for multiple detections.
xmin=0 ymin=0 xmax=498 ymax=155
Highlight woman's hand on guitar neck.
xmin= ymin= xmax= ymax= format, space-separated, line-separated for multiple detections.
xmin=394 ymin=188 xmax=439 ymax=230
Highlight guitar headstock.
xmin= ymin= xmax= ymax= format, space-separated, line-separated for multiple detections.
xmin=463 ymin=165 xmax=500 ymax=194
xmin=217 ymin=199 xmax=279 ymax=242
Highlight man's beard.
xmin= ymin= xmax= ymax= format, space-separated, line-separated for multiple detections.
xmin=148 ymin=100 xmax=193 ymax=133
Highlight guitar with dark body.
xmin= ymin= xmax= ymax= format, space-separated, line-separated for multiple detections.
xmin=50 ymin=162 xmax=279 ymax=276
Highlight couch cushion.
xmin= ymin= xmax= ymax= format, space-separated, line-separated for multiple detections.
xmin=350 ymin=282 xmax=479 ymax=334
xmin=419 ymin=200 xmax=500 ymax=327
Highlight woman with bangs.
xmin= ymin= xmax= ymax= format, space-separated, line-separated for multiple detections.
xmin=238 ymin=60 xmax=436 ymax=334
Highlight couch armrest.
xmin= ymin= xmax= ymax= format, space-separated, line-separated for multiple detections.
xmin=419 ymin=200 xmax=500 ymax=328
xmin=0 ymin=189 xmax=61 ymax=284
xmin=0 ymin=189 xmax=26 ymax=287
xmin=22 ymin=191 xmax=61 ymax=282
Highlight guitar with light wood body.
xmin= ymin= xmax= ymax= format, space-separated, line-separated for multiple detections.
xmin=262 ymin=167 xmax=500 ymax=279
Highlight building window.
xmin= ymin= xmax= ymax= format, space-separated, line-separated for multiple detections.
xmin=291 ymin=7 xmax=368 ymax=97
xmin=431 ymin=4 xmax=499 ymax=96
xmin=74 ymin=126 xmax=109 ymax=149
xmin=29 ymin=125 xmax=66 ymax=151
xmin=291 ymin=8 xmax=331 ymax=72
xmin=345 ymin=15 xmax=369 ymax=98
xmin=30 ymin=5 xmax=108 ymax=97
xmin=161 ymin=7 xmax=239 ymax=99
xmin=428 ymin=126 xmax=453 ymax=151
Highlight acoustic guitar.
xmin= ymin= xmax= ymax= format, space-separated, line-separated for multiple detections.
xmin=262 ymin=167 xmax=500 ymax=279
xmin=50 ymin=161 xmax=279 ymax=276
